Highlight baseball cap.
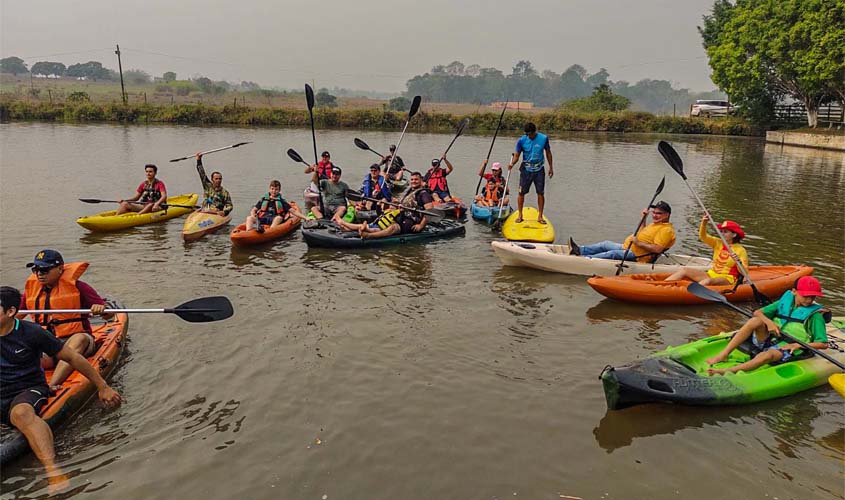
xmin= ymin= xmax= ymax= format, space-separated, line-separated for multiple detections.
xmin=491 ymin=162 xmax=502 ymax=171
xmin=321 ymin=151 xmax=330 ymax=158
xmin=650 ymin=201 xmax=672 ymax=213
xmin=431 ymin=158 xmax=441 ymax=166
xmin=26 ymin=249 xmax=64 ymax=268
xmin=389 ymin=144 xmax=396 ymax=151
xmin=369 ymin=163 xmax=381 ymax=171
xmin=795 ymin=276 xmax=823 ymax=297
xmin=331 ymin=166 xmax=342 ymax=175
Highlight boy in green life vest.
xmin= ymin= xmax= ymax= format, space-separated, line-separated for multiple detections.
xmin=706 ymin=276 xmax=829 ymax=375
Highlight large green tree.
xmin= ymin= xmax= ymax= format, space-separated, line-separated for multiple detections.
xmin=700 ymin=0 xmax=845 ymax=127
xmin=66 ymin=61 xmax=113 ymax=80
xmin=31 ymin=61 xmax=66 ymax=76
xmin=0 ymin=56 xmax=28 ymax=75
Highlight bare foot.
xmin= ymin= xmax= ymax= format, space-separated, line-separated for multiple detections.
xmin=707 ymin=368 xmax=726 ymax=376
xmin=537 ymin=216 xmax=547 ymax=224
xmin=358 ymin=226 xmax=365 ymax=237
xmin=515 ymin=217 xmax=523 ymax=223
xmin=47 ymin=470 xmax=70 ymax=495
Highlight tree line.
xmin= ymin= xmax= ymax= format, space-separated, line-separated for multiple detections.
xmin=404 ymin=60 xmax=725 ymax=114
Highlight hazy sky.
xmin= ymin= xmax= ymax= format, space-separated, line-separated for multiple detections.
xmin=1 ymin=0 xmax=718 ymax=93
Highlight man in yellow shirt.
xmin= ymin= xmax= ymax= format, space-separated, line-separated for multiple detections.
xmin=569 ymin=201 xmax=675 ymax=261
xmin=665 ymin=215 xmax=747 ymax=285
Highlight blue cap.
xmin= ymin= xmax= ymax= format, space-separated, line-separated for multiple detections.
xmin=26 ymin=249 xmax=64 ymax=268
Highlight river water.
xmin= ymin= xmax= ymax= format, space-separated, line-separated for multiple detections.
xmin=0 ymin=123 xmax=843 ymax=499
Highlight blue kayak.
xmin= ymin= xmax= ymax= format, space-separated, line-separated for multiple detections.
xmin=471 ymin=202 xmax=513 ymax=224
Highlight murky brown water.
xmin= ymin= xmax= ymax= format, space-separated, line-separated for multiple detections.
xmin=1 ymin=123 xmax=843 ymax=499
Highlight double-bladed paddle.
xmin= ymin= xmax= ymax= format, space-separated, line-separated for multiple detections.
xmin=20 ymin=296 xmax=234 ymax=323
xmin=305 ymin=84 xmax=326 ymax=215
xmin=354 ymin=138 xmax=384 ymax=158
xmin=345 ymin=191 xmax=447 ymax=223
xmin=385 ymin=96 xmax=422 ymax=177
xmin=614 ymin=176 xmax=666 ymax=275
xmin=686 ymin=282 xmax=844 ymax=371
xmin=475 ymin=103 xmax=508 ymax=195
xmin=169 ymin=142 xmax=252 ymax=162
xmin=79 ymin=198 xmax=200 ymax=210
xmin=658 ymin=140 xmax=770 ymax=305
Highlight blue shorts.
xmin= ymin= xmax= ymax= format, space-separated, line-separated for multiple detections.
xmin=751 ymin=334 xmax=792 ymax=362
xmin=518 ymin=166 xmax=545 ymax=195
xmin=431 ymin=188 xmax=450 ymax=200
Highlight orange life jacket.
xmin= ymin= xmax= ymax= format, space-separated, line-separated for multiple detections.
xmin=483 ymin=185 xmax=500 ymax=203
xmin=25 ymin=262 xmax=89 ymax=338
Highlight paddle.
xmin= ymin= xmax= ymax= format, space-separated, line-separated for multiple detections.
xmin=20 ymin=296 xmax=234 ymax=323
xmin=475 ymin=103 xmax=508 ymax=195
xmin=385 ymin=95 xmax=422 ymax=178
xmin=305 ymin=83 xmax=326 ymax=215
xmin=169 ymin=142 xmax=252 ymax=162
xmin=354 ymin=138 xmax=384 ymax=158
xmin=492 ymin=165 xmax=513 ymax=231
xmin=686 ymin=282 xmax=845 ymax=370
xmin=79 ymin=198 xmax=200 ymax=210
xmin=440 ymin=117 xmax=470 ymax=161
xmin=286 ymin=148 xmax=309 ymax=167
xmin=614 ymin=176 xmax=666 ymax=275
xmin=345 ymin=191 xmax=447 ymax=223
xmin=658 ymin=140 xmax=769 ymax=305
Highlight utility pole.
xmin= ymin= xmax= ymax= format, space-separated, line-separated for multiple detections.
xmin=115 ymin=44 xmax=127 ymax=104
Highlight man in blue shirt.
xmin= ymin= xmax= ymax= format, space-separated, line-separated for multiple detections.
xmin=507 ymin=122 xmax=554 ymax=224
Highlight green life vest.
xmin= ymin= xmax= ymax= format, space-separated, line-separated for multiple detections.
xmin=773 ymin=290 xmax=824 ymax=343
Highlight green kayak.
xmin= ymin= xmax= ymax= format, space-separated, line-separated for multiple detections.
xmin=601 ymin=318 xmax=845 ymax=410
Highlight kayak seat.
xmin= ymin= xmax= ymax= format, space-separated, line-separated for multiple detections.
xmin=517 ymin=243 xmax=536 ymax=250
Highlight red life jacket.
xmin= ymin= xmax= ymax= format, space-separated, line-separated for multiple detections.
xmin=425 ymin=167 xmax=448 ymax=191
xmin=24 ymin=262 xmax=89 ymax=337
xmin=316 ymin=160 xmax=333 ymax=179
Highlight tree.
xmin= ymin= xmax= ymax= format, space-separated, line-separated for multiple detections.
xmin=162 ymin=71 xmax=177 ymax=82
xmin=125 ymin=69 xmax=151 ymax=84
xmin=700 ymin=0 xmax=845 ymax=127
xmin=31 ymin=61 xmax=66 ymax=76
xmin=194 ymin=77 xmax=214 ymax=92
xmin=0 ymin=57 xmax=28 ymax=75
xmin=240 ymin=81 xmax=260 ymax=91
xmin=388 ymin=96 xmax=410 ymax=111
xmin=315 ymin=89 xmax=338 ymax=107
xmin=561 ymin=84 xmax=630 ymax=112
xmin=511 ymin=60 xmax=537 ymax=78
xmin=66 ymin=61 xmax=113 ymax=80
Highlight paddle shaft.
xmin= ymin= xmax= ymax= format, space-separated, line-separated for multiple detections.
xmin=20 ymin=308 xmax=216 ymax=314
xmin=440 ymin=119 xmax=468 ymax=160
xmin=493 ymin=167 xmax=513 ymax=229
xmin=80 ymin=199 xmax=199 ymax=209
xmin=386 ymin=120 xmax=412 ymax=178
xmin=475 ymin=105 xmax=508 ymax=195
xmin=305 ymin=84 xmax=326 ymax=215
xmin=615 ymin=177 xmax=665 ymax=275
xmin=170 ymin=142 xmax=251 ymax=162
xmin=351 ymin=194 xmax=444 ymax=221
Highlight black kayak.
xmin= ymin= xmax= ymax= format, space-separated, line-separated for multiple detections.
xmin=302 ymin=220 xmax=466 ymax=248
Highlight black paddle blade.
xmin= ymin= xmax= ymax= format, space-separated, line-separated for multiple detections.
xmin=686 ymin=282 xmax=728 ymax=304
xmin=658 ymin=141 xmax=686 ymax=180
xmin=232 ymin=141 xmax=250 ymax=148
xmin=354 ymin=138 xmax=370 ymax=151
xmin=79 ymin=198 xmax=105 ymax=204
xmin=409 ymin=95 xmax=421 ymax=118
xmin=305 ymin=84 xmax=315 ymax=110
xmin=654 ymin=176 xmax=666 ymax=197
xmin=287 ymin=148 xmax=304 ymax=164
xmin=171 ymin=296 xmax=234 ymax=323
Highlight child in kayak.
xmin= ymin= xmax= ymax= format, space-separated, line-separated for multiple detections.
xmin=474 ymin=178 xmax=507 ymax=207
xmin=664 ymin=215 xmax=748 ymax=286
xmin=706 ymin=276 xmax=829 ymax=375
xmin=245 ymin=180 xmax=305 ymax=232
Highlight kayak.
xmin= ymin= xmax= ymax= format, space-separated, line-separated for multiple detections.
xmin=600 ymin=318 xmax=845 ymax=410
xmin=389 ymin=176 xmax=409 ymax=193
xmin=307 ymin=204 xmax=356 ymax=223
xmin=302 ymin=219 xmax=466 ymax=249
xmin=182 ymin=210 xmax=231 ymax=242
xmin=501 ymin=207 xmax=555 ymax=243
xmin=491 ymin=240 xmax=711 ymax=276
xmin=230 ymin=202 xmax=302 ymax=247
xmin=587 ymin=265 xmax=814 ymax=305
xmin=0 ymin=300 xmax=128 ymax=465
xmin=76 ymin=194 xmax=198 ymax=232
xmin=831 ymin=374 xmax=845 ymax=398
xmin=471 ymin=202 xmax=513 ymax=224
xmin=433 ymin=197 xmax=467 ymax=220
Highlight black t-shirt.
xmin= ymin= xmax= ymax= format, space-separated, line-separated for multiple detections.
xmin=1 ymin=319 xmax=64 ymax=397
xmin=382 ymin=155 xmax=405 ymax=174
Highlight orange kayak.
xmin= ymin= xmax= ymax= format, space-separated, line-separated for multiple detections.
xmin=0 ymin=302 xmax=128 ymax=465
xmin=230 ymin=203 xmax=301 ymax=246
xmin=587 ymin=265 xmax=814 ymax=305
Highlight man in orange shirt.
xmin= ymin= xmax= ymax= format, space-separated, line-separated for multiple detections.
xmin=569 ymin=201 xmax=675 ymax=261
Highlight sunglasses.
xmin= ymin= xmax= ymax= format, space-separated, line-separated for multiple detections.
xmin=32 ymin=265 xmax=57 ymax=275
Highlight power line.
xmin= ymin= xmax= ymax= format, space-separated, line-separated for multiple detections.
xmin=12 ymin=48 xmax=114 ymax=61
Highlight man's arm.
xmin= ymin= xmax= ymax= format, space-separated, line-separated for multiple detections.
xmin=443 ymin=158 xmax=454 ymax=175
xmin=545 ymin=145 xmax=554 ymax=178
xmin=196 ymin=155 xmax=210 ymax=188
xmin=55 ymin=345 xmax=121 ymax=407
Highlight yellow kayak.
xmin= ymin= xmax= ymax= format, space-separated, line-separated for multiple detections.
xmin=77 ymin=193 xmax=198 ymax=232
xmin=182 ymin=210 xmax=232 ymax=242
xmin=830 ymin=374 xmax=845 ymax=398
xmin=501 ymin=207 xmax=555 ymax=243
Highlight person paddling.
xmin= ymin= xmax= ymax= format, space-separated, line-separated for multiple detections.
xmin=1 ymin=286 xmax=121 ymax=495
xmin=478 ymin=161 xmax=507 ymax=187
xmin=569 ymin=201 xmax=675 ymax=261
xmin=116 ymin=164 xmax=167 ymax=215
xmin=17 ymin=249 xmax=111 ymax=389
xmin=195 ymin=153 xmax=233 ymax=216
xmin=360 ymin=172 xmax=435 ymax=239
xmin=245 ymin=180 xmax=305 ymax=232
xmin=310 ymin=166 xmax=350 ymax=222
xmin=664 ymin=215 xmax=748 ymax=286
xmin=424 ymin=157 xmax=454 ymax=203
xmin=380 ymin=144 xmax=406 ymax=181
xmin=507 ymin=122 xmax=553 ymax=224
xmin=303 ymin=151 xmax=335 ymax=210
xmin=706 ymin=276 xmax=829 ymax=375
xmin=358 ymin=163 xmax=392 ymax=211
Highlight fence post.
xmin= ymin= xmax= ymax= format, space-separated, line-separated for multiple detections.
xmin=144 ymin=92 xmax=147 ymax=104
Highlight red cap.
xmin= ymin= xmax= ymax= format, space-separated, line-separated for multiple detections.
xmin=795 ymin=276 xmax=823 ymax=297
xmin=718 ymin=220 xmax=745 ymax=239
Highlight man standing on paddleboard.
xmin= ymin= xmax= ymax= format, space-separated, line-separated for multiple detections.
xmin=508 ymin=122 xmax=553 ymax=224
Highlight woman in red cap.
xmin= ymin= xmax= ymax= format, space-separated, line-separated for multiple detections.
xmin=664 ymin=214 xmax=748 ymax=285
xmin=706 ymin=276 xmax=829 ymax=375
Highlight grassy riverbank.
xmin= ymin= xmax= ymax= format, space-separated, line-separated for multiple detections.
xmin=0 ymin=99 xmax=760 ymax=136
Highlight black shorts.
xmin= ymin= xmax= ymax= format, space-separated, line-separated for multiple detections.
xmin=396 ymin=213 xmax=418 ymax=234
xmin=518 ymin=166 xmax=545 ymax=195
xmin=1 ymin=385 xmax=50 ymax=425
xmin=258 ymin=214 xmax=278 ymax=226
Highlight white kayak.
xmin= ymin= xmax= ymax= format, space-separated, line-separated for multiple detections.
xmin=491 ymin=240 xmax=711 ymax=276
